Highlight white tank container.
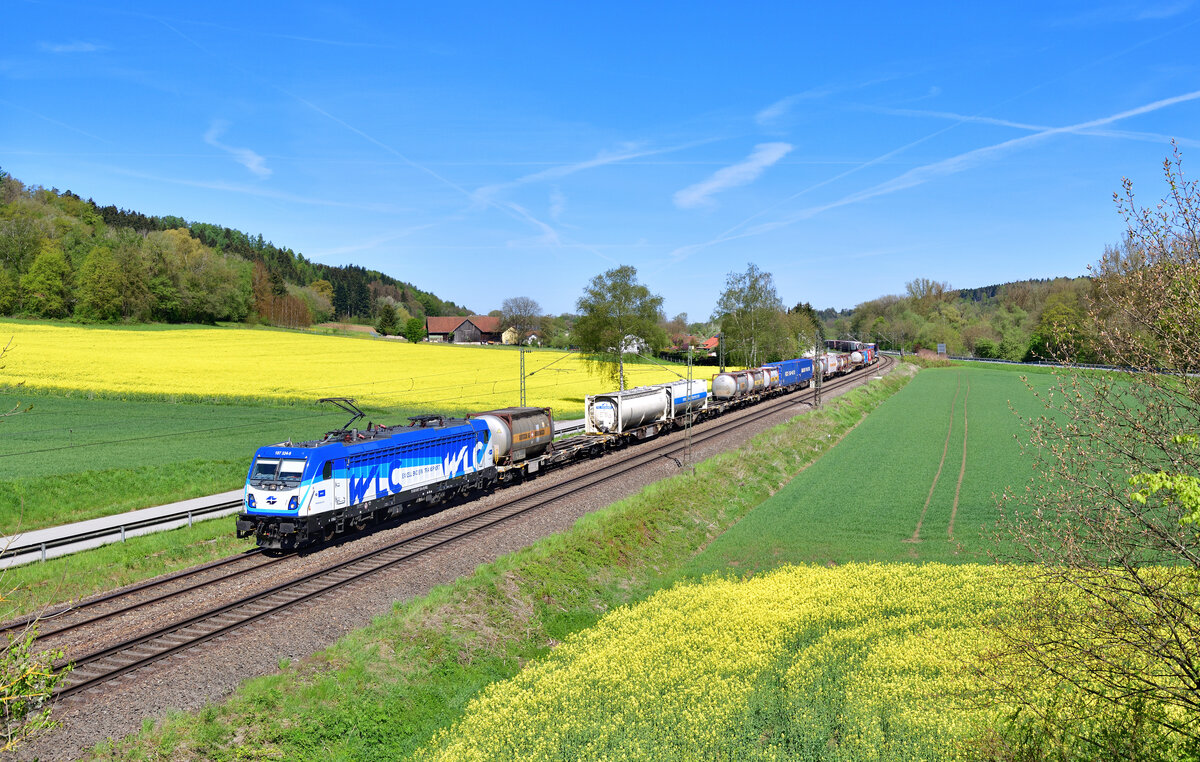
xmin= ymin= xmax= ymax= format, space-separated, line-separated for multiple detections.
xmin=664 ymin=379 xmax=708 ymax=416
xmin=851 ymin=351 xmax=864 ymax=365
xmin=586 ymin=386 xmax=669 ymax=434
xmin=765 ymin=367 xmax=780 ymax=389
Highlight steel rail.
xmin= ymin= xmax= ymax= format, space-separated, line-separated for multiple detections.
xmin=0 ymin=548 xmax=265 ymax=638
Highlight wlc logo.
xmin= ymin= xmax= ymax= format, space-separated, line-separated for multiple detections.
xmin=443 ymin=443 xmax=481 ymax=477
xmin=266 ymin=495 xmax=277 ymax=505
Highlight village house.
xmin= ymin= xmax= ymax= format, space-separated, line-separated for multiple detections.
xmin=425 ymin=315 xmax=503 ymax=343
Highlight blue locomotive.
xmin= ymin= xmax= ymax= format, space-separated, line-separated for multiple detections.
xmin=237 ymin=401 xmax=495 ymax=549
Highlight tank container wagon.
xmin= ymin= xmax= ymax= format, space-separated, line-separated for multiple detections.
xmin=585 ymin=379 xmax=708 ymax=439
xmin=824 ymin=339 xmax=877 ymax=373
xmin=463 ymin=406 xmax=591 ymax=482
xmin=712 ymin=370 xmax=754 ymax=400
xmin=712 ymin=363 xmax=799 ymax=402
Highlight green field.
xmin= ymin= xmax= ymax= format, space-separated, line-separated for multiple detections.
xmin=0 ymin=393 xmax=355 ymax=532
xmin=682 ymin=364 xmax=1048 ymax=574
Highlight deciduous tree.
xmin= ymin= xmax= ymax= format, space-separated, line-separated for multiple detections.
xmin=994 ymin=144 xmax=1200 ymax=751
xmin=574 ymin=265 xmax=665 ymax=389
xmin=712 ymin=263 xmax=787 ymax=367
xmin=76 ymin=247 xmax=124 ymax=321
xmin=500 ymin=296 xmax=542 ymax=346
xmin=19 ymin=244 xmax=71 ymax=318
xmin=905 ymin=277 xmax=951 ymax=317
xmin=403 ymin=316 xmax=426 ymax=344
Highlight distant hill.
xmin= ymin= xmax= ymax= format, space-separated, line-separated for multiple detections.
xmin=0 ymin=168 xmax=469 ymax=327
xmin=826 ymin=274 xmax=1095 ymax=362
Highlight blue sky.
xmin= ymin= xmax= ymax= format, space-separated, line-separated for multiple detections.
xmin=4 ymin=2 xmax=1199 ymax=319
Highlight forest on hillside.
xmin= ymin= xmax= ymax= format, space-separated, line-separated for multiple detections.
xmin=827 ymin=273 xmax=1099 ymax=362
xmin=0 ymin=170 xmax=469 ymax=327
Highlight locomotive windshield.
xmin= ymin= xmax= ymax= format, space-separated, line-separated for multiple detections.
xmin=250 ymin=457 xmax=306 ymax=485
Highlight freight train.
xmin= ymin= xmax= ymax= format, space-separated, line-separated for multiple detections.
xmin=236 ymin=345 xmax=879 ymax=550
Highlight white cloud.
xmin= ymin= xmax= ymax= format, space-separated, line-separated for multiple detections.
xmin=473 ymin=139 xmax=711 ymax=202
xmin=756 ymin=76 xmax=908 ymax=127
xmin=503 ymin=201 xmax=560 ymax=246
xmin=757 ymin=89 xmax=1200 ymax=231
xmin=1138 ymin=1 xmax=1194 ymax=18
xmin=673 ymin=143 xmax=793 ymax=210
xmin=875 ymin=106 xmax=1200 ymax=148
xmin=39 ymin=41 xmax=105 ymax=54
xmin=756 ymin=94 xmax=816 ymax=127
xmin=203 ymin=121 xmax=271 ymax=178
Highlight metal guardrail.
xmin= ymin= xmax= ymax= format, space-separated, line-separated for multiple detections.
xmin=554 ymin=418 xmax=585 ymax=436
xmin=3 ymin=500 xmax=243 ymax=565
xmin=882 ymin=351 xmax=1133 ymax=373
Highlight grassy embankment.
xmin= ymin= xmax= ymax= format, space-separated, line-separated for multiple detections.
xmin=90 ymin=362 xmax=1036 ymax=760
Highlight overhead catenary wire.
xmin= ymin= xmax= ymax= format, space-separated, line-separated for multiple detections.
xmin=526 ymin=349 xmax=579 ymax=378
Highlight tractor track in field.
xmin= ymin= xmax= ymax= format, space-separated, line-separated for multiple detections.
xmin=947 ymin=376 xmax=970 ymax=540
xmin=908 ymin=371 xmax=962 ymax=543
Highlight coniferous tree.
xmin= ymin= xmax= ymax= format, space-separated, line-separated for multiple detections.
xmin=376 ymin=302 xmax=399 ymax=336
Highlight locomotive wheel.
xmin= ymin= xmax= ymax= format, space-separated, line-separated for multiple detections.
xmin=324 ymin=523 xmax=336 ymax=541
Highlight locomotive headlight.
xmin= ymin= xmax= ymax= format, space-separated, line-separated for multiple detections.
xmin=288 ymin=495 xmax=298 ymax=511
xmin=247 ymin=494 xmax=257 ymax=509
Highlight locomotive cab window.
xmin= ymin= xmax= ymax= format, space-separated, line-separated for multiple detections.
xmin=278 ymin=458 xmax=307 ymax=485
xmin=322 ymin=461 xmax=333 ymax=480
xmin=250 ymin=458 xmax=280 ymax=481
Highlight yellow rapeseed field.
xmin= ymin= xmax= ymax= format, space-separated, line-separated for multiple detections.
xmin=416 ymin=563 xmax=1021 ymax=761
xmin=0 ymin=322 xmax=717 ymax=414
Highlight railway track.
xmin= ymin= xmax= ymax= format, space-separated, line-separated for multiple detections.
xmin=50 ymin=358 xmax=892 ymax=699
xmin=0 ymin=549 xmax=273 ymax=640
